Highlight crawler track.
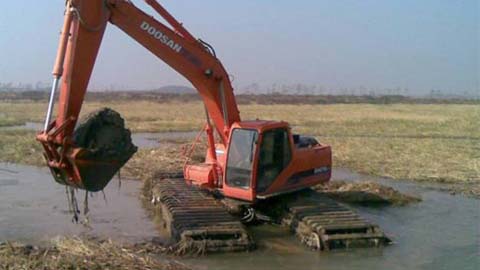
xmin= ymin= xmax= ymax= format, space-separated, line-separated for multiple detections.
xmin=283 ymin=190 xmax=391 ymax=251
xmin=152 ymin=179 xmax=254 ymax=254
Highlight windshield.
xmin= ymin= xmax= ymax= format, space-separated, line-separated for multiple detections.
xmin=226 ymin=129 xmax=258 ymax=189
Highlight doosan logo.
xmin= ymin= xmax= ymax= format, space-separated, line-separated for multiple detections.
xmin=141 ymin=21 xmax=182 ymax=53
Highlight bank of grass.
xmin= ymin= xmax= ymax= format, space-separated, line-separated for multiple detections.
xmin=0 ymin=101 xmax=47 ymax=127
xmin=0 ymin=101 xmax=204 ymax=132
xmin=0 ymin=130 xmax=44 ymax=166
xmin=316 ymin=180 xmax=422 ymax=206
xmin=0 ymin=100 xmax=478 ymax=195
xmin=0 ymin=117 xmax=24 ymax=127
xmin=0 ymin=237 xmax=189 ymax=270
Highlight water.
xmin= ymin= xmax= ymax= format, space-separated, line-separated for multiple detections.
xmin=132 ymin=131 xmax=197 ymax=149
xmin=0 ymin=122 xmax=196 ymax=150
xmin=183 ymin=169 xmax=480 ymax=270
xmin=0 ymin=122 xmax=43 ymax=131
xmin=0 ymin=162 xmax=158 ymax=245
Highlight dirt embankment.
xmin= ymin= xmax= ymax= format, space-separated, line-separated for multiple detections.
xmin=316 ymin=181 xmax=422 ymax=206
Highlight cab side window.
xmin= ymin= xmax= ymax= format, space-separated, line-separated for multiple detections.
xmin=256 ymin=129 xmax=291 ymax=193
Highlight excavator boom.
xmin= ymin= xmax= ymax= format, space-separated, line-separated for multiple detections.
xmin=37 ymin=0 xmax=240 ymax=190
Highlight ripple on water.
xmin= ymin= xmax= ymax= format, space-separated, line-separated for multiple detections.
xmin=0 ymin=162 xmax=160 ymax=245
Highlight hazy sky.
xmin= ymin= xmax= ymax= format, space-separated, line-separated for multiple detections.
xmin=0 ymin=0 xmax=478 ymax=95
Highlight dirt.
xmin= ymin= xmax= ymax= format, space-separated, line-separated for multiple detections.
xmin=316 ymin=180 xmax=422 ymax=206
xmin=74 ymin=108 xmax=137 ymax=162
xmin=0 ymin=237 xmax=190 ymax=270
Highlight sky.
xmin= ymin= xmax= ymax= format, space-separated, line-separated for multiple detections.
xmin=0 ymin=0 xmax=478 ymax=95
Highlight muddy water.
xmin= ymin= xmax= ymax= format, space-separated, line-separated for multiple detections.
xmin=184 ymin=169 xmax=480 ymax=270
xmin=0 ymin=162 xmax=158 ymax=245
xmin=0 ymin=123 xmax=196 ymax=150
xmin=0 ymin=122 xmax=43 ymax=131
xmin=132 ymin=131 xmax=197 ymax=149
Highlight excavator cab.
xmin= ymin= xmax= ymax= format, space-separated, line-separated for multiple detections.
xmin=225 ymin=126 xmax=291 ymax=191
xmin=215 ymin=121 xmax=331 ymax=202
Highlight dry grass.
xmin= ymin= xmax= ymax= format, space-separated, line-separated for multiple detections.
xmin=0 ymin=100 xmax=478 ymax=192
xmin=0 ymin=130 xmax=44 ymax=166
xmin=0 ymin=237 xmax=189 ymax=270
xmin=317 ymin=180 xmax=421 ymax=206
xmin=239 ymin=104 xmax=479 ymax=185
xmin=328 ymin=137 xmax=479 ymax=184
xmin=0 ymin=101 xmax=205 ymax=132
xmin=124 ymin=144 xmax=186 ymax=180
xmin=0 ymin=101 xmax=46 ymax=127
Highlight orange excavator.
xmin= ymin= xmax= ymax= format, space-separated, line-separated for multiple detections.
xmin=37 ymin=0 xmax=390 ymax=252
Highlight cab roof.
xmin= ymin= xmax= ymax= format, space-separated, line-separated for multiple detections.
xmin=233 ymin=120 xmax=289 ymax=132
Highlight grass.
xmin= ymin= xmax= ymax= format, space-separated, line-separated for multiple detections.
xmin=0 ymin=101 xmax=47 ymax=127
xmin=0 ymin=101 xmax=205 ymax=132
xmin=0 ymin=100 xmax=478 ymax=194
xmin=316 ymin=180 xmax=421 ymax=206
xmin=242 ymin=104 xmax=480 ymax=185
xmin=0 ymin=130 xmax=44 ymax=166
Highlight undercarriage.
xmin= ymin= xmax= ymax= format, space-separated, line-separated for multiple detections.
xmin=151 ymin=177 xmax=391 ymax=254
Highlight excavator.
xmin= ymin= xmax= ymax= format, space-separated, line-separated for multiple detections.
xmin=37 ymin=0 xmax=390 ymax=252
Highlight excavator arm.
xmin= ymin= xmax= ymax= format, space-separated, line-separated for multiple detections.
xmin=37 ymin=0 xmax=240 ymax=191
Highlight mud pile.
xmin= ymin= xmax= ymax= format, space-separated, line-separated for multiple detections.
xmin=317 ymin=181 xmax=421 ymax=206
xmin=74 ymin=108 xmax=137 ymax=162
xmin=0 ymin=237 xmax=189 ymax=270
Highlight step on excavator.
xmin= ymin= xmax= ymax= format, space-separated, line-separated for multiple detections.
xmin=37 ymin=0 xmax=391 ymax=253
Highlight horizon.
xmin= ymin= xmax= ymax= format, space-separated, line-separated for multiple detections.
xmin=0 ymin=0 xmax=478 ymax=97
xmin=1 ymin=82 xmax=477 ymax=99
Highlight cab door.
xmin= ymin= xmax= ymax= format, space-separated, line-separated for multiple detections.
xmin=222 ymin=128 xmax=258 ymax=201
xmin=255 ymin=128 xmax=292 ymax=193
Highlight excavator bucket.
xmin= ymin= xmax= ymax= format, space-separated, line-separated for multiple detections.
xmin=46 ymin=108 xmax=137 ymax=192
xmin=52 ymin=148 xmax=132 ymax=192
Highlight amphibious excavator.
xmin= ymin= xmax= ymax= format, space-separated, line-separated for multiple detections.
xmin=37 ymin=0 xmax=390 ymax=252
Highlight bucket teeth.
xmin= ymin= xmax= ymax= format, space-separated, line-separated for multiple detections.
xmin=284 ymin=190 xmax=391 ymax=251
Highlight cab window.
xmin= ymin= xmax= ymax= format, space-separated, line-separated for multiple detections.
xmin=226 ymin=129 xmax=258 ymax=189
